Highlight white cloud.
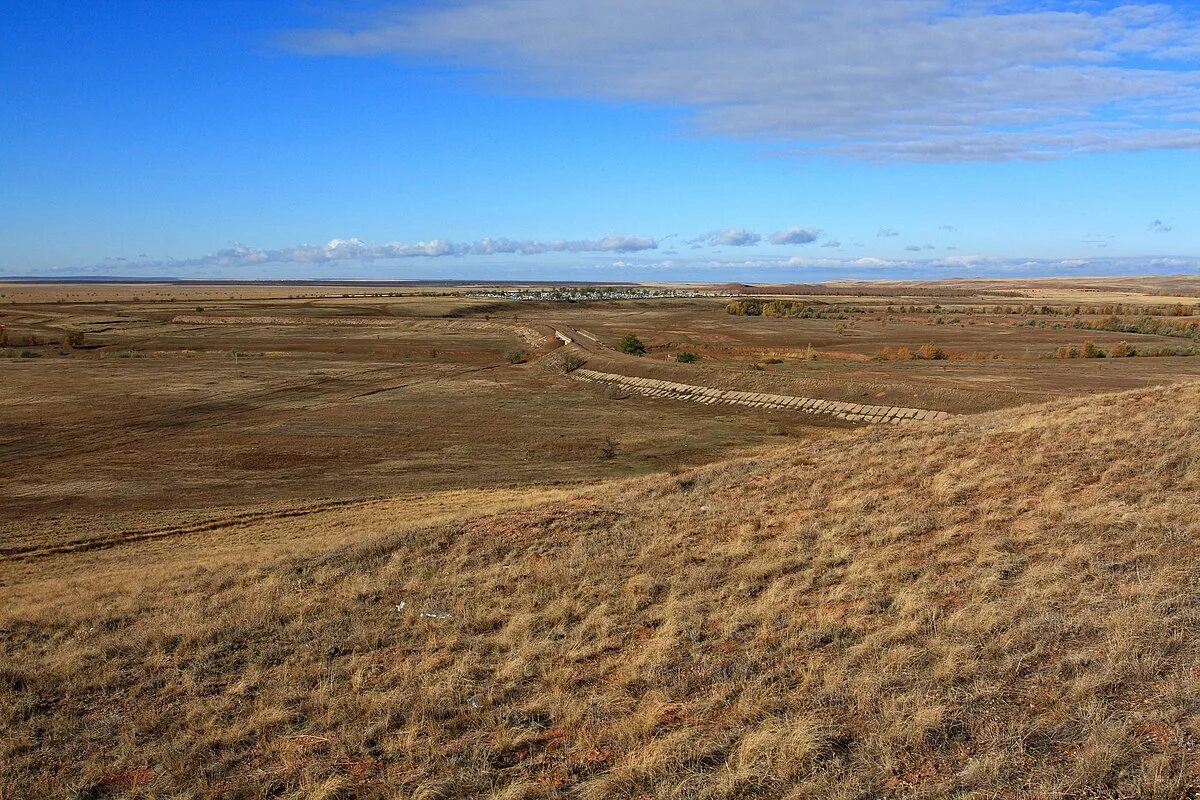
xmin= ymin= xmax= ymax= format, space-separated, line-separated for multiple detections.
xmin=1147 ymin=219 xmax=1174 ymax=233
xmin=877 ymin=228 xmax=900 ymax=238
xmin=769 ymin=226 xmax=821 ymax=245
xmin=468 ymin=234 xmax=657 ymax=254
xmin=933 ymin=254 xmax=992 ymax=268
xmin=281 ymin=1 xmax=1200 ymax=162
xmin=688 ymin=228 xmax=762 ymax=247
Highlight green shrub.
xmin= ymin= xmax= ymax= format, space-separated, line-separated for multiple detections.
xmin=676 ymin=351 xmax=697 ymax=363
xmin=619 ymin=334 xmax=647 ymax=355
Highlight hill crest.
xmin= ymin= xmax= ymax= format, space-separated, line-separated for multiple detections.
xmin=2 ymin=382 xmax=1199 ymax=797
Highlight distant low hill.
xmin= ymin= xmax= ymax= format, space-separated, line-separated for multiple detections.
xmin=3 ymin=383 xmax=1199 ymax=797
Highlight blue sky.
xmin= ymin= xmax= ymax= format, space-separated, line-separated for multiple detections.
xmin=2 ymin=1 xmax=1198 ymax=281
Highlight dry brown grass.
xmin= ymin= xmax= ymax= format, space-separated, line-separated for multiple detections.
xmin=3 ymin=382 xmax=1199 ymax=797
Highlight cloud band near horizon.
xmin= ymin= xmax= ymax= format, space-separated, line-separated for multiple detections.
xmin=76 ymin=226 xmax=837 ymax=272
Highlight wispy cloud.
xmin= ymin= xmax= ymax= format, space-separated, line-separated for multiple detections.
xmin=1148 ymin=219 xmax=1174 ymax=233
xmin=281 ymin=1 xmax=1200 ymax=162
xmin=877 ymin=228 xmax=900 ymax=238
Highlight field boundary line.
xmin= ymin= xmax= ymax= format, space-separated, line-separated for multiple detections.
xmin=0 ymin=497 xmax=393 ymax=562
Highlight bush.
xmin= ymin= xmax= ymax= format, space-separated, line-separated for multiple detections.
xmin=619 ymin=334 xmax=646 ymax=355
xmin=1081 ymin=340 xmax=1105 ymax=358
xmin=505 ymin=349 xmax=527 ymax=364
xmin=1110 ymin=341 xmax=1136 ymax=358
xmin=916 ymin=342 xmax=947 ymax=360
xmin=726 ymin=299 xmax=762 ymax=316
xmin=676 ymin=351 xmax=697 ymax=363
xmin=560 ymin=353 xmax=586 ymax=373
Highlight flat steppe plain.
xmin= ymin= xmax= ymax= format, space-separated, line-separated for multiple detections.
xmin=3 ymin=277 xmax=1198 ymax=564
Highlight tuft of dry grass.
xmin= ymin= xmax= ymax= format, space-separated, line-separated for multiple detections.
xmin=3 ymin=383 xmax=1200 ymax=797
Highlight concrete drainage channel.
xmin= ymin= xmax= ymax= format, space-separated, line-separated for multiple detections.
xmin=571 ymin=368 xmax=953 ymax=424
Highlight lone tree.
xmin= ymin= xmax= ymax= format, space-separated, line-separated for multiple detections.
xmin=619 ymin=334 xmax=647 ymax=355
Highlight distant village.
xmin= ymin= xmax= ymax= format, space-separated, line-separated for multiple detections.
xmin=465 ymin=287 xmax=728 ymax=302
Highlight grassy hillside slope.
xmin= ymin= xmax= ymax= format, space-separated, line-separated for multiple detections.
xmin=3 ymin=383 xmax=1199 ymax=798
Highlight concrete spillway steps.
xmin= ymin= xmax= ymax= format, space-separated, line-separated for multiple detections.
xmin=571 ymin=368 xmax=953 ymax=425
